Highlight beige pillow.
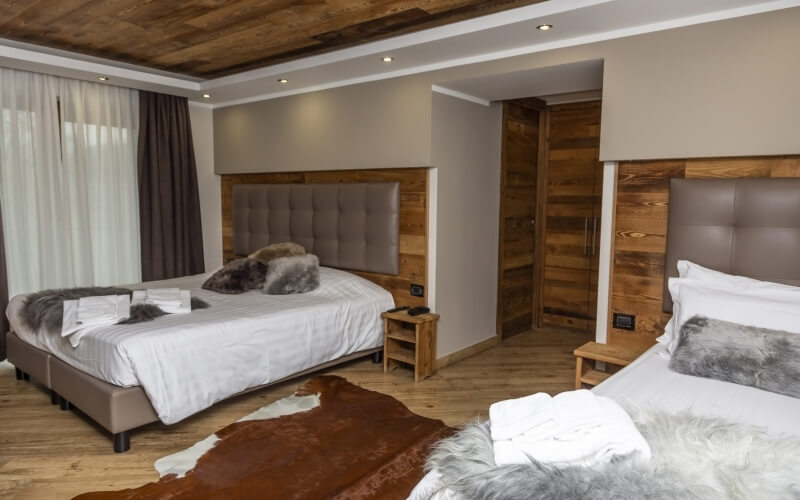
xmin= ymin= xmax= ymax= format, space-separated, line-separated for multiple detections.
xmin=249 ymin=242 xmax=306 ymax=265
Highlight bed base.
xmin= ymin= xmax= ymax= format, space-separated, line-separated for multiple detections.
xmin=8 ymin=331 xmax=383 ymax=453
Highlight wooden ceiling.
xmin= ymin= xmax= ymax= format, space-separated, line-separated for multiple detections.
xmin=0 ymin=1 xmax=546 ymax=79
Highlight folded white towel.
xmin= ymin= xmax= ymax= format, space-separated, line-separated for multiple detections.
xmin=61 ymin=295 xmax=130 ymax=347
xmin=133 ymin=289 xmax=191 ymax=314
xmin=489 ymin=392 xmax=555 ymax=441
xmin=491 ymin=391 xmax=650 ymax=468
xmin=76 ymin=295 xmax=119 ymax=324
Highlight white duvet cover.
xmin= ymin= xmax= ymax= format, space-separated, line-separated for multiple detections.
xmin=593 ymin=343 xmax=800 ymax=438
xmin=7 ymin=267 xmax=394 ymax=424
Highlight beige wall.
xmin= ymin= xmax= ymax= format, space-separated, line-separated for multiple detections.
xmin=214 ymin=8 xmax=800 ymax=170
xmin=214 ymin=77 xmax=432 ymax=174
xmin=188 ymin=104 xmax=223 ymax=272
xmin=431 ymin=93 xmax=502 ymax=357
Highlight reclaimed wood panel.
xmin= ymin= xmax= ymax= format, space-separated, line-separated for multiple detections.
xmin=497 ymin=100 xmax=543 ymax=339
xmin=608 ymin=155 xmax=800 ymax=348
xmin=221 ymin=168 xmax=428 ymax=308
xmin=0 ymin=0 xmax=545 ymax=78
xmin=541 ymin=100 xmax=602 ymax=331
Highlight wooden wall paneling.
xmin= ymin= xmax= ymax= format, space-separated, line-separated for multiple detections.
xmin=221 ymin=168 xmax=428 ymax=308
xmin=607 ymin=155 xmax=800 ymax=348
xmin=541 ymin=100 xmax=602 ymax=331
xmin=497 ymin=99 xmax=543 ymax=339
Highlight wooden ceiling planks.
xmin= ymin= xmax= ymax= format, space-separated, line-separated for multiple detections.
xmin=0 ymin=0 xmax=545 ymax=78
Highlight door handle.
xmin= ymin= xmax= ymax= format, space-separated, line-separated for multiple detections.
xmin=592 ymin=217 xmax=597 ymax=256
xmin=583 ymin=218 xmax=588 ymax=255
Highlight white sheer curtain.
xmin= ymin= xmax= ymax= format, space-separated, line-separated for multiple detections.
xmin=0 ymin=68 xmax=140 ymax=297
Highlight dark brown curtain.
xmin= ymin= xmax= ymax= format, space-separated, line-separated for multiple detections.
xmin=137 ymin=91 xmax=204 ymax=281
xmin=0 ymin=201 xmax=9 ymax=361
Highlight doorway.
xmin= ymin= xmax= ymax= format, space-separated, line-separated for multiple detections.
xmin=497 ymin=98 xmax=603 ymax=340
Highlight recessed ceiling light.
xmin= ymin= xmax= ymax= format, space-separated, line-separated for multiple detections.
xmin=201 ymin=93 xmax=212 ymax=99
xmin=537 ymin=24 xmax=553 ymax=31
xmin=278 ymin=78 xmax=288 ymax=83
xmin=381 ymin=56 xmax=394 ymax=62
xmin=98 ymin=76 xmax=109 ymax=81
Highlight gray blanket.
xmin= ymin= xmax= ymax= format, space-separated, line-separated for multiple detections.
xmin=670 ymin=315 xmax=800 ymax=399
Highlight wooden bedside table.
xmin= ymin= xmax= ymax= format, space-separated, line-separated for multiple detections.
xmin=382 ymin=311 xmax=439 ymax=382
xmin=573 ymin=341 xmax=643 ymax=389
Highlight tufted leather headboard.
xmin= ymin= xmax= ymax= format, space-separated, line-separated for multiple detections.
xmin=662 ymin=178 xmax=800 ymax=313
xmin=233 ymin=183 xmax=400 ymax=275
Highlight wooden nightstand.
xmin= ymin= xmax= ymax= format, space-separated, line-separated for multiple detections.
xmin=382 ymin=311 xmax=439 ymax=382
xmin=573 ymin=341 xmax=643 ymax=389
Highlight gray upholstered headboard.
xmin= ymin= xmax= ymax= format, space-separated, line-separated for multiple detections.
xmin=232 ymin=183 xmax=400 ymax=275
xmin=662 ymin=177 xmax=800 ymax=313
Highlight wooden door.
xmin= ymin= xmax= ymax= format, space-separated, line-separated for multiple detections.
xmin=541 ymin=100 xmax=602 ymax=331
xmin=497 ymin=98 xmax=545 ymax=340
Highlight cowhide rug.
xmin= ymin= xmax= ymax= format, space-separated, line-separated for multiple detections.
xmin=74 ymin=376 xmax=453 ymax=500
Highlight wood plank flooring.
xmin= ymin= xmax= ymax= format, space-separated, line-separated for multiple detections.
xmin=0 ymin=327 xmax=592 ymax=499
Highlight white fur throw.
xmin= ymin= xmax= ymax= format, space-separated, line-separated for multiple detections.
xmin=411 ymin=407 xmax=800 ymax=500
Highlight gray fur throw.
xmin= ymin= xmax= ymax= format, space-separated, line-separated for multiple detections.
xmin=263 ymin=254 xmax=320 ymax=295
xmin=420 ymin=408 xmax=800 ymax=500
xmin=21 ymin=287 xmax=209 ymax=331
xmin=202 ymin=258 xmax=268 ymax=294
xmin=669 ymin=315 xmax=800 ymax=399
xmin=22 ymin=287 xmax=133 ymax=331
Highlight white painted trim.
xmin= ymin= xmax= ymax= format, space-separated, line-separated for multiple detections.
xmin=0 ymin=43 xmax=200 ymax=90
xmin=202 ymin=0 xmax=612 ymax=89
xmin=210 ymin=0 xmax=800 ymax=108
xmin=595 ymin=161 xmax=617 ymax=344
xmin=188 ymin=101 xmax=215 ymax=110
xmin=427 ymin=167 xmax=438 ymax=312
xmin=431 ymin=85 xmax=490 ymax=107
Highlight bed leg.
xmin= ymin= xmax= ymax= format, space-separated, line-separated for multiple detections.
xmin=15 ymin=367 xmax=23 ymax=380
xmin=371 ymin=351 xmax=383 ymax=364
xmin=113 ymin=432 xmax=130 ymax=453
xmin=50 ymin=390 xmax=59 ymax=405
xmin=59 ymin=397 xmax=72 ymax=411
xmin=22 ymin=371 xmax=30 ymax=381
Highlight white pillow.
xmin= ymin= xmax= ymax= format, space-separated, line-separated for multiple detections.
xmin=659 ymin=278 xmax=800 ymax=355
xmin=677 ymin=260 xmax=800 ymax=294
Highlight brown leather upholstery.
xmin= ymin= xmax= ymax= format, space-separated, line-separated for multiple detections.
xmin=233 ymin=183 xmax=400 ymax=275
xmin=663 ymin=178 xmax=800 ymax=312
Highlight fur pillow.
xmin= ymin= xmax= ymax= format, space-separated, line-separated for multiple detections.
xmin=669 ymin=315 xmax=800 ymax=398
xmin=263 ymin=254 xmax=320 ymax=295
xmin=249 ymin=242 xmax=306 ymax=265
xmin=202 ymin=258 xmax=268 ymax=294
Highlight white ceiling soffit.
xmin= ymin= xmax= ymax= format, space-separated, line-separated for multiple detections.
xmin=435 ymin=59 xmax=605 ymax=104
xmin=0 ymin=0 xmax=797 ymax=108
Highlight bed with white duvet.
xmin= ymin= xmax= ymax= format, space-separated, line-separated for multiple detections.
xmin=409 ymin=261 xmax=800 ymax=499
xmin=7 ymin=266 xmax=394 ymax=424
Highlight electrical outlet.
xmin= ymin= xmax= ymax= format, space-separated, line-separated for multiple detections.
xmin=410 ymin=284 xmax=424 ymax=297
xmin=613 ymin=313 xmax=635 ymax=331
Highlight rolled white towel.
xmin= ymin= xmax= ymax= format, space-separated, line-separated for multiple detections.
xmin=145 ymin=288 xmax=182 ymax=307
xmin=489 ymin=392 xmax=555 ymax=441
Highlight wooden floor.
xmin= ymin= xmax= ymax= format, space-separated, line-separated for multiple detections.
xmin=0 ymin=327 xmax=592 ymax=499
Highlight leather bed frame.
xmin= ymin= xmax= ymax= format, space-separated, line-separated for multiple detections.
xmin=7 ymin=182 xmax=399 ymax=452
